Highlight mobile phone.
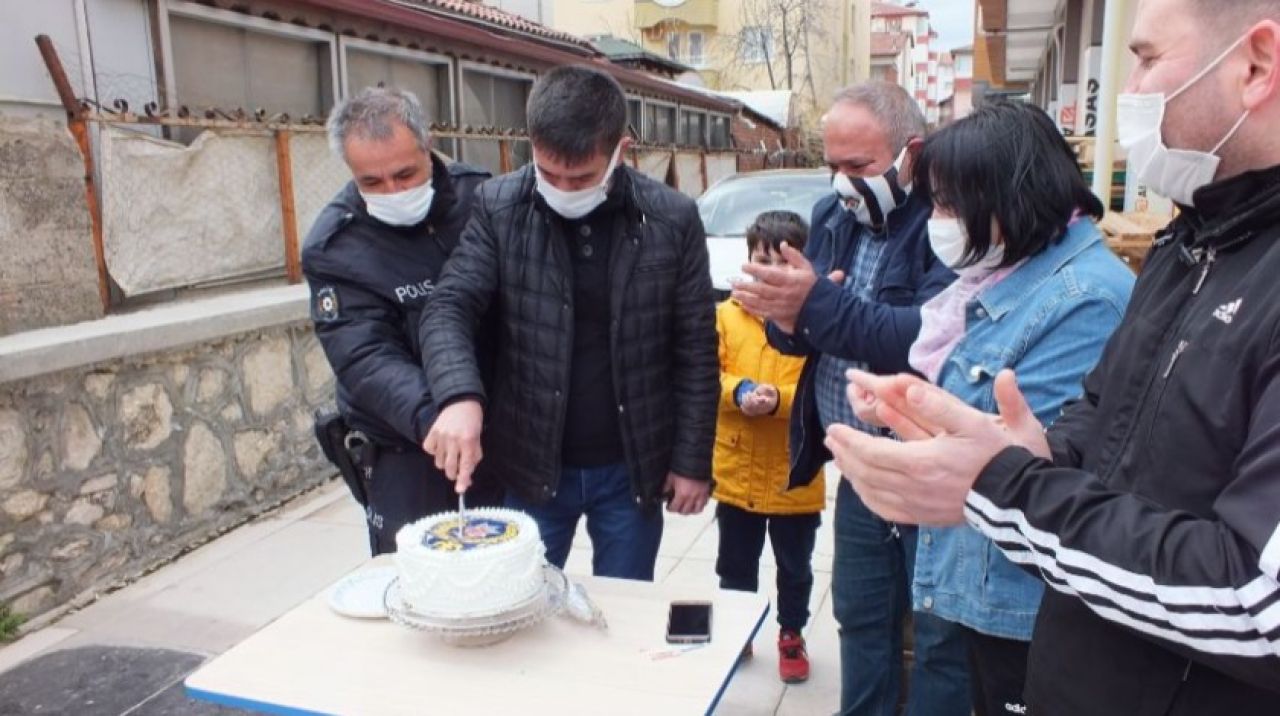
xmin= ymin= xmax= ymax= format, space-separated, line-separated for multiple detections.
xmin=666 ymin=600 xmax=713 ymax=644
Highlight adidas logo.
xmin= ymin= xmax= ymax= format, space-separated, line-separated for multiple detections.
xmin=1213 ymin=298 xmax=1243 ymax=325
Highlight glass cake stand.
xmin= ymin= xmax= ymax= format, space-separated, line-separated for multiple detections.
xmin=384 ymin=563 xmax=605 ymax=647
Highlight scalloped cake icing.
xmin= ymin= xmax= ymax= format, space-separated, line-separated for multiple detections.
xmin=393 ymin=508 xmax=546 ymax=617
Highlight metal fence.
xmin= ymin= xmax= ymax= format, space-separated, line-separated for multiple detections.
xmin=34 ymin=35 xmax=803 ymax=312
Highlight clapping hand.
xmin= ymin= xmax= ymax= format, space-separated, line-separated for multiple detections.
xmin=824 ymin=369 xmax=1050 ymax=525
xmin=846 ymin=369 xmax=886 ymax=428
xmin=732 ymin=243 xmax=845 ymax=335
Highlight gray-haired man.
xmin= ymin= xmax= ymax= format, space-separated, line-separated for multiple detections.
xmin=302 ymin=86 xmax=500 ymax=554
xmin=733 ymin=82 xmax=968 ymax=715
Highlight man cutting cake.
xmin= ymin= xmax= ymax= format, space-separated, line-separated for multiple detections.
xmin=303 ymin=87 xmax=502 ymax=554
xmin=420 ymin=65 xmax=719 ymax=581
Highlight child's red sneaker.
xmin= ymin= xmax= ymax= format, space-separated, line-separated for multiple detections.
xmin=778 ymin=629 xmax=810 ymax=683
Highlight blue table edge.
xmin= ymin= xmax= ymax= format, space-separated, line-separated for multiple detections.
xmin=705 ymin=600 xmax=771 ymax=716
xmin=185 ymin=600 xmax=772 ymax=716
xmin=184 ymin=684 xmax=333 ymax=716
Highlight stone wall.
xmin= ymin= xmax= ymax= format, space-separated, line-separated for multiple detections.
xmin=0 ymin=116 xmax=103 ymax=336
xmin=0 ymin=321 xmax=336 ymax=620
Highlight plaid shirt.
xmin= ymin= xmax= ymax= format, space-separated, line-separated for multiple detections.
xmin=814 ymin=223 xmax=889 ymax=432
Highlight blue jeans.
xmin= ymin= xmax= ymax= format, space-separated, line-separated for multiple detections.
xmin=832 ymin=479 xmax=971 ymax=716
xmin=505 ymin=463 xmax=663 ymax=581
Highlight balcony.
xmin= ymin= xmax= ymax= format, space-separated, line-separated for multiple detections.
xmin=635 ymin=0 xmax=719 ymax=30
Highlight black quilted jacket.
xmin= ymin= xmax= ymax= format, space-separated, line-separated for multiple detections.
xmin=420 ymin=165 xmax=718 ymax=509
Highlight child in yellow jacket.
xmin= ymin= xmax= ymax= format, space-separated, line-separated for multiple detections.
xmin=715 ymin=210 xmax=825 ymax=684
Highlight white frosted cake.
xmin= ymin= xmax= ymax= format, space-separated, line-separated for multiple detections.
xmin=393 ymin=508 xmax=546 ymax=618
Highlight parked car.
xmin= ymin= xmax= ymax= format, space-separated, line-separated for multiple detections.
xmin=696 ymin=169 xmax=831 ymax=299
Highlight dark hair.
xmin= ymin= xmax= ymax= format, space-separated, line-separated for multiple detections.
xmin=915 ymin=99 xmax=1104 ymax=268
xmin=526 ymin=65 xmax=627 ymax=165
xmin=746 ymin=211 xmax=809 ymax=255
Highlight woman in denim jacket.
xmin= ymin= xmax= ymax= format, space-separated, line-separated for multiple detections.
xmin=851 ymin=100 xmax=1135 ymax=716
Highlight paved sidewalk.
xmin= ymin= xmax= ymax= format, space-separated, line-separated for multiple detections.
xmin=0 ymin=471 xmax=843 ymax=715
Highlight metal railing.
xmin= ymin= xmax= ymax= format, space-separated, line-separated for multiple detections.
xmin=33 ymin=34 xmax=804 ymax=312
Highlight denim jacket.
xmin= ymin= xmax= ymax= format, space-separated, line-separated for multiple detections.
xmin=912 ymin=219 xmax=1134 ymax=640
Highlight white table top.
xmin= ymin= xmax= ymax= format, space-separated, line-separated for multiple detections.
xmin=185 ymin=563 xmax=770 ymax=715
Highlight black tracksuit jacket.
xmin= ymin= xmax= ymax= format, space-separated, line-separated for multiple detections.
xmin=968 ymin=165 xmax=1280 ymax=714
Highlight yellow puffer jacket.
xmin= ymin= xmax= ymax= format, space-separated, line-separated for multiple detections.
xmin=713 ymin=300 xmax=825 ymax=514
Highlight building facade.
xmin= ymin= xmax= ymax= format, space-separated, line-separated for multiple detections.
xmin=943 ymin=44 xmax=975 ymax=123
xmin=2 ymin=0 xmax=763 ymax=173
xmin=485 ymin=0 xmax=637 ymax=41
xmin=487 ymin=0 xmax=874 ymax=119
xmin=973 ymin=0 xmax=1165 ymax=213
xmin=973 ymin=0 xmax=1136 ymax=137
xmin=870 ymin=1 xmax=952 ymax=125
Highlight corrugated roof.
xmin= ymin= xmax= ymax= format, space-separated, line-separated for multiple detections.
xmin=293 ymin=0 xmax=740 ymax=113
xmin=718 ymin=90 xmax=793 ymax=127
xmin=590 ymin=34 xmax=693 ymax=74
xmin=872 ymin=1 xmax=928 ymax=18
xmin=662 ymin=81 xmax=788 ymax=130
xmin=394 ymin=0 xmax=594 ymax=51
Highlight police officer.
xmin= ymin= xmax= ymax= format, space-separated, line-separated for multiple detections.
xmin=303 ymin=86 xmax=499 ymax=554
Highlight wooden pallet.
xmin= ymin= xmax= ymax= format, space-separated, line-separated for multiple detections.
xmin=1067 ymin=136 xmax=1096 ymax=167
xmin=1099 ymin=211 xmax=1170 ymax=274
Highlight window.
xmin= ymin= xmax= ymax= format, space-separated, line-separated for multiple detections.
xmin=168 ymin=10 xmax=336 ymax=119
xmin=739 ymin=26 xmax=772 ymax=64
xmin=626 ymin=98 xmax=643 ymax=140
xmin=679 ymin=109 xmax=707 ymax=147
xmin=688 ymin=32 xmax=705 ymax=67
xmin=460 ymin=66 xmax=533 ymax=174
xmin=709 ymin=115 xmax=731 ymax=148
xmin=667 ymin=32 xmax=682 ymax=61
xmin=344 ymin=46 xmax=451 ymax=123
xmin=343 ymin=40 xmax=454 ymax=156
xmin=645 ymin=102 xmax=677 ymax=145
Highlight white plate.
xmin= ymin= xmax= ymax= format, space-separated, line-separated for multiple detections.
xmin=327 ymin=566 xmax=397 ymax=619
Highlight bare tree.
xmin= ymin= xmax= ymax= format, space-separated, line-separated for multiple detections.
xmin=730 ymin=0 xmax=831 ymax=107
xmin=737 ymin=0 xmax=778 ymax=89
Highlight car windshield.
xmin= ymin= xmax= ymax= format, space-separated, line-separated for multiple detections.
xmin=698 ymin=173 xmax=832 ymax=236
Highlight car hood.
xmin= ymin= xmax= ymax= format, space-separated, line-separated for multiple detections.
xmin=706 ymin=234 xmax=748 ymax=292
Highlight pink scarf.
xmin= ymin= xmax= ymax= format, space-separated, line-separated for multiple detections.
xmin=910 ymin=212 xmax=1083 ymax=383
xmin=908 ymin=264 xmax=1019 ymax=383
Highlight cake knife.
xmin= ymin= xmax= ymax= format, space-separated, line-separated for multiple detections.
xmin=457 ymin=490 xmax=468 ymax=535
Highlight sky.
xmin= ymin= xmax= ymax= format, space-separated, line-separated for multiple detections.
xmin=913 ymin=0 xmax=976 ymax=52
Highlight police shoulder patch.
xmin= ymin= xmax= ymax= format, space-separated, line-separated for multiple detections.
xmin=313 ymin=286 xmax=341 ymax=323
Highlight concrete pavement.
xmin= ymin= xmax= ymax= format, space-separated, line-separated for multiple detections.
xmin=0 ymin=470 xmax=844 ymax=715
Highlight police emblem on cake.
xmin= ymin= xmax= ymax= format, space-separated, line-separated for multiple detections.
xmin=422 ymin=516 xmax=519 ymax=551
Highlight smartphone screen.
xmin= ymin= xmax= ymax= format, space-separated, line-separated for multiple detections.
xmin=666 ymin=601 xmax=713 ymax=644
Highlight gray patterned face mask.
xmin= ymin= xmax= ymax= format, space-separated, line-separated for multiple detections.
xmin=832 ymin=147 xmax=909 ymax=228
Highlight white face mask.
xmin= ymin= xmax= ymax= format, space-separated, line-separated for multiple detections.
xmin=832 ymin=147 xmax=911 ymax=228
xmin=535 ymin=144 xmax=623 ymax=220
xmin=1116 ymin=35 xmax=1250 ymax=207
xmin=928 ymin=217 xmax=1004 ymax=272
xmin=361 ymin=178 xmax=435 ymax=227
